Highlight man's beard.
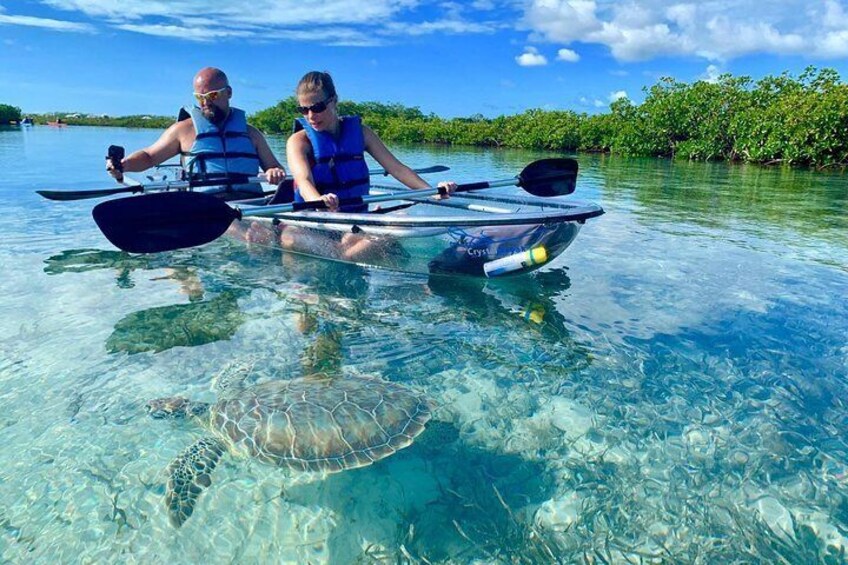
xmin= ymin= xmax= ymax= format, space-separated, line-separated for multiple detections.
xmin=202 ymin=105 xmax=226 ymax=124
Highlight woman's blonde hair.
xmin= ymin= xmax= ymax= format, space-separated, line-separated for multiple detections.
xmin=296 ymin=71 xmax=337 ymax=100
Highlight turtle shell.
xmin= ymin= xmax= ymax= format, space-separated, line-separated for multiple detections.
xmin=210 ymin=374 xmax=431 ymax=473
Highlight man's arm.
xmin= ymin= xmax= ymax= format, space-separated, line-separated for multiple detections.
xmin=106 ymin=121 xmax=187 ymax=181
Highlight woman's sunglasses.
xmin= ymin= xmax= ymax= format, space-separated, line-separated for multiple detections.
xmin=296 ymin=98 xmax=333 ymax=115
xmin=193 ymin=86 xmax=229 ymax=104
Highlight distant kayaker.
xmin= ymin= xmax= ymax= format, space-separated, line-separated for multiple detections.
xmin=106 ymin=67 xmax=286 ymax=198
xmin=286 ymin=70 xmax=456 ymax=213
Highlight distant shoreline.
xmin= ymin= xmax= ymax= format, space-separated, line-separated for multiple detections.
xmin=8 ymin=67 xmax=848 ymax=169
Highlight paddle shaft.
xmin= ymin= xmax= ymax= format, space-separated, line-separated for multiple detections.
xmin=92 ymin=158 xmax=579 ymax=254
xmin=38 ymin=165 xmax=451 ymax=201
xmin=38 ymin=176 xmax=266 ymax=201
xmin=148 ymin=164 xmax=448 ymax=177
xmin=368 ymin=164 xmax=449 ymax=176
xmin=239 ymin=158 xmax=579 ymax=216
xmin=370 ymin=185 xmax=513 ymax=214
xmin=237 ymin=178 xmax=520 ymax=218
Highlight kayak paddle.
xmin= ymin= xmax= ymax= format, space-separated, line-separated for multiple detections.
xmin=38 ymin=176 xmax=273 ymax=202
xmin=92 ymin=158 xmax=578 ymax=254
xmin=371 ymin=158 xmax=579 ymax=207
xmin=37 ymin=165 xmax=451 ymax=202
xmin=368 ymin=164 xmax=449 ymax=176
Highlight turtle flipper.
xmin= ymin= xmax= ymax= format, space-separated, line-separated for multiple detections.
xmin=165 ymin=437 xmax=226 ymax=527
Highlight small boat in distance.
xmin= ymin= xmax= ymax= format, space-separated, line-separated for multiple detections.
xmin=21 ymin=117 xmax=33 ymax=126
xmin=47 ymin=118 xmax=66 ymax=127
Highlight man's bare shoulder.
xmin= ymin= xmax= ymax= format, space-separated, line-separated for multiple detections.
xmin=171 ymin=118 xmax=195 ymax=137
xmin=166 ymin=118 xmax=195 ymax=149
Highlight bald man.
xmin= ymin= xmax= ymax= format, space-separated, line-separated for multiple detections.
xmin=106 ymin=67 xmax=286 ymax=198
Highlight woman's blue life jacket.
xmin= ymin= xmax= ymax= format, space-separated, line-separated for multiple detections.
xmin=293 ymin=116 xmax=370 ymax=213
xmin=181 ymin=106 xmax=263 ymax=196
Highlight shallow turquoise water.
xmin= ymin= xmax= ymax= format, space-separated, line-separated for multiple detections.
xmin=1 ymin=125 xmax=847 ymax=563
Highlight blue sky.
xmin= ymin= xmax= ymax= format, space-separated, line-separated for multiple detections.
xmin=3 ymin=0 xmax=848 ymax=119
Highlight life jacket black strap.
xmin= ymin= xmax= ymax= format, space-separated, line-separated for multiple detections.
xmin=185 ymin=173 xmax=253 ymax=185
xmin=315 ymin=154 xmax=365 ymax=165
xmin=187 ymin=151 xmax=260 ymax=160
xmin=195 ymin=131 xmax=253 ymax=141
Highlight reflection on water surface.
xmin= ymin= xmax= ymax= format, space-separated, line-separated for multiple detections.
xmin=0 ymin=126 xmax=846 ymax=562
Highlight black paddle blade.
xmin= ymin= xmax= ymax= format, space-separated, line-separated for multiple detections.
xmin=92 ymin=192 xmax=239 ymax=253
xmin=37 ymin=185 xmax=142 ymax=201
xmin=518 ymin=158 xmax=578 ymax=197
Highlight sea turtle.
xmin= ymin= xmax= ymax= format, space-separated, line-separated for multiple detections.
xmin=147 ymin=372 xmax=432 ymax=527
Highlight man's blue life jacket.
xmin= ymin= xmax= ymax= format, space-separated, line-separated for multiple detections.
xmin=182 ymin=106 xmax=262 ymax=196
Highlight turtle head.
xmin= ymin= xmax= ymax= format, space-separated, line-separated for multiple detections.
xmin=147 ymin=397 xmax=209 ymax=419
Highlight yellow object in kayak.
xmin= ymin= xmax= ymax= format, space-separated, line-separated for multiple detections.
xmin=483 ymin=245 xmax=548 ymax=277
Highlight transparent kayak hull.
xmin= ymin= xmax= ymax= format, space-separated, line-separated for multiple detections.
xmin=226 ymin=194 xmax=603 ymax=278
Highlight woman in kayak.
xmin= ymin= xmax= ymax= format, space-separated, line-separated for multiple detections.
xmin=284 ymin=71 xmax=456 ymax=260
xmin=287 ymin=71 xmax=456 ymax=212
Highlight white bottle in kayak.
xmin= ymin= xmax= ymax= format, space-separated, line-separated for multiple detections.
xmin=483 ymin=246 xmax=548 ymax=277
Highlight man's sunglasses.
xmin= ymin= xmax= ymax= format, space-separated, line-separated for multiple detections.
xmin=193 ymin=86 xmax=229 ymax=104
xmin=296 ymin=98 xmax=333 ymax=115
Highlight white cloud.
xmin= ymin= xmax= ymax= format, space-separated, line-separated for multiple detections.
xmin=608 ymin=90 xmax=627 ymax=102
xmin=594 ymin=99 xmax=606 ymax=107
xmin=42 ymin=0 xmax=413 ymax=26
xmin=115 ymin=24 xmax=254 ymax=41
xmin=523 ymin=0 xmax=602 ymax=44
xmin=521 ymin=0 xmax=848 ymax=62
xmin=471 ymin=0 xmax=495 ymax=9
xmin=556 ymin=47 xmax=579 ymax=62
xmin=818 ymin=29 xmax=848 ymax=57
xmin=516 ymin=46 xmax=548 ymax=66
xmin=665 ymin=3 xmax=697 ymax=30
xmin=9 ymin=0 xmax=848 ymax=61
xmin=17 ymin=0 xmax=494 ymax=43
xmin=822 ymin=0 xmax=848 ymax=29
xmin=381 ymin=19 xmax=499 ymax=36
xmin=701 ymin=64 xmax=722 ymax=83
xmin=702 ymin=16 xmax=804 ymax=59
xmin=0 ymin=12 xmax=94 ymax=32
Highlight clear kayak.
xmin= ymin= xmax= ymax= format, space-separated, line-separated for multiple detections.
xmin=85 ymin=158 xmax=605 ymax=276
xmin=225 ymin=190 xmax=604 ymax=277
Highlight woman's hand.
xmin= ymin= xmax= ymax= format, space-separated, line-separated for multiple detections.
xmin=436 ymin=181 xmax=457 ymax=199
xmin=319 ymin=193 xmax=339 ymax=212
xmin=264 ymin=167 xmax=287 ymax=185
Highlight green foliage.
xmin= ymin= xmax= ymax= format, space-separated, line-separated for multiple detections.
xmin=606 ymin=66 xmax=848 ymax=167
xmin=0 ymin=104 xmax=22 ymax=123
xmin=250 ymin=98 xmax=299 ymax=134
xmin=251 ymin=66 xmax=848 ymax=168
xmin=28 ymin=113 xmax=173 ymax=128
xmin=730 ymin=68 xmax=848 ymax=167
xmin=249 ymin=97 xmax=427 ymax=135
xmin=578 ymin=112 xmax=617 ymax=152
xmin=17 ymin=67 xmax=848 ymax=169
